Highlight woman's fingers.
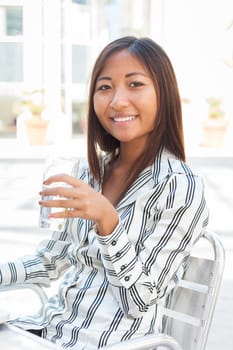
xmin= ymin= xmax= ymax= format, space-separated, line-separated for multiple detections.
xmin=43 ymin=174 xmax=82 ymax=187
xmin=39 ymin=198 xmax=82 ymax=209
xmin=40 ymin=174 xmax=87 ymax=200
xmin=40 ymin=185 xmax=77 ymax=199
xmin=39 ymin=175 xmax=113 ymax=224
xmin=48 ymin=208 xmax=78 ymax=219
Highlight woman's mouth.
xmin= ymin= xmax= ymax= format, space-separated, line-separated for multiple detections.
xmin=112 ymin=115 xmax=137 ymax=122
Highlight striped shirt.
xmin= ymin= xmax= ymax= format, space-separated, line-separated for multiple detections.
xmin=1 ymin=149 xmax=209 ymax=349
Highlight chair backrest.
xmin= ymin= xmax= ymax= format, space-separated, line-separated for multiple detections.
xmin=161 ymin=230 xmax=225 ymax=350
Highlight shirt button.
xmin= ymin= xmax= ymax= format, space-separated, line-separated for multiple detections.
xmin=120 ymin=265 xmax=126 ymax=271
xmin=124 ymin=276 xmax=130 ymax=281
xmin=111 ymin=240 xmax=117 ymax=246
xmin=116 ymin=252 xmax=121 ymax=258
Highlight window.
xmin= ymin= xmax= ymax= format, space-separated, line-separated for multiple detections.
xmin=72 ymin=45 xmax=91 ymax=84
xmin=6 ymin=6 xmax=23 ymax=36
xmin=0 ymin=6 xmax=23 ymax=36
xmin=72 ymin=101 xmax=87 ymax=134
xmin=0 ymin=6 xmax=23 ymax=82
xmin=72 ymin=0 xmax=90 ymax=5
xmin=0 ymin=42 xmax=23 ymax=82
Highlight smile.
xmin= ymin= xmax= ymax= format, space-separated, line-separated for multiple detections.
xmin=112 ymin=115 xmax=136 ymax=122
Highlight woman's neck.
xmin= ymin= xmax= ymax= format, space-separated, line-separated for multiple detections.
xmin=116 ymin=140 xmax=147 ymax=169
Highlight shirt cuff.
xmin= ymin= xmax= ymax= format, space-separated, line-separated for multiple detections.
xmin=96 ymin=222 xmax=142 ymax=288
xmin=0 ymin=259 xmax=26 ymax=285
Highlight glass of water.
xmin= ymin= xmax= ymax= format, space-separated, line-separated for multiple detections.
xmin=39 ymin=155 xmax=79 ymax=231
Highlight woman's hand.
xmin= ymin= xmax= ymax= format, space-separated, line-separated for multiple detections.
xmin=39 ymin=174 xmax=119 ymax=236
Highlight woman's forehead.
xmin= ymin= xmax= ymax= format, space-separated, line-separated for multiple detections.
xmin=97 ymin=49 xmax=149 ymax=77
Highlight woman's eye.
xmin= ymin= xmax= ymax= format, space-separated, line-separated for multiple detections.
xmin=97 ymin=84 xmax=111 ymax=91
xmin=129 ymin=81 xmax=144 ymax=88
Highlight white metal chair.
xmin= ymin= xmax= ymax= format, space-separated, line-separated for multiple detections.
xmin=0 ymin=230 xmax=225 ymax=350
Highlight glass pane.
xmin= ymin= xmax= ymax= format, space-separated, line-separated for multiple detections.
xmin=72 ymin=101 xmax=87 ymax=134
xmin=72 ymin=45 xmax=91 ymax=84
xmin=0 ymin=93 xmax=18 ymax=138
xmin=0 ymin=6 xmax=23 ymax=36
xmin=0 ymin=43 xmax=23 ymax=82
xmin=72 ymin=0 xmax=90 ymax=5
xmin=6 ymin=6 xmax=23 ymax=35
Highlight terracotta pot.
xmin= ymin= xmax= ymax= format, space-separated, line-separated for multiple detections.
xmin=201 ymin=117 xmax=229 ymax=147
xmin=24 ymin=118 xmax=49 ymax=145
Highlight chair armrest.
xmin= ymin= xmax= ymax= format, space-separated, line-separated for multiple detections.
xmin=102 ymin=333 xmax=183 ymax=350
xmin=0 ymin=283 xmax=48 ymax=305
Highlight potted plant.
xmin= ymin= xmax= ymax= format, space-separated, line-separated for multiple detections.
xmin=201 ymin=97 xmax=229 ymax=147
xmin=17 ymin=89 xmax=49 ymax=146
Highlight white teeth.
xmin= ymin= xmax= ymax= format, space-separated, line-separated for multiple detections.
xmin=113 ymin=116 xmax=136 ymax=122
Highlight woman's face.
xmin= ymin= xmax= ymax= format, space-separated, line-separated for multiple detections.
xmin=93 ymin=49 xmax=158 ymax=147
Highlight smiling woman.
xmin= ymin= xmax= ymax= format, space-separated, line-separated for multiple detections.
xmin=0 ymin=37 xmax=209 ymax=350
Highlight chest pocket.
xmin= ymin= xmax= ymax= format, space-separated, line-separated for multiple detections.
xmin=119 ymin=202 xmax=136 ymax=232
xmin=142 ymin=204 xmax=162 ymax=244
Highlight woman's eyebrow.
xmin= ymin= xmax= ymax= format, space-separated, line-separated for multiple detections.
xmin=96 ymin=76 xmax=111 ymax=82
xmin=96 ymin=71 xmax=148 ymax=82
xmin=125 ymin=71 xmax=148 ymax=78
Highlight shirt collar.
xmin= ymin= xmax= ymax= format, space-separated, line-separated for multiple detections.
xmin=96 ymin=148 xmax=176 ymax=210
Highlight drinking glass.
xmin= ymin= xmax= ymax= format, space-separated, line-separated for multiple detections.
xmin=39 ymin=155 xmax=79 ymax=231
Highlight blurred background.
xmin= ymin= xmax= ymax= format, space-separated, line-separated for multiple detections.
xmin=0 ymin=1 xmax=232 ymax=349
xmin=0 ymin=0 xmax=232 ymax=150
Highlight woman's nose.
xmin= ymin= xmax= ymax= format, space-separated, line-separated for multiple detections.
xmin=109 ymin=89 xmax=129 ymax=110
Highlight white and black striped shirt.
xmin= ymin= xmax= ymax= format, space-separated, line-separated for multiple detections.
xmin=1 ymin=149 xmax=209 ymax=349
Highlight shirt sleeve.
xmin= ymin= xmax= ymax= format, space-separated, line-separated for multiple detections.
xmin=0 ymin=160 xmax=89 ymax=288
xmin=97 ymin=173 xmax=209 ymax=318
xmin=0 ymin=227 xmax=73 ymax=287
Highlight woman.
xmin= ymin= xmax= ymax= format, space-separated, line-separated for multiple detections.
xmin=1 ymin=37 xmax=208 ymax=349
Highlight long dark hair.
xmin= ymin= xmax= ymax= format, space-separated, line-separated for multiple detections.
xmin=87 ymin=36 xmax=185 ymax=202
